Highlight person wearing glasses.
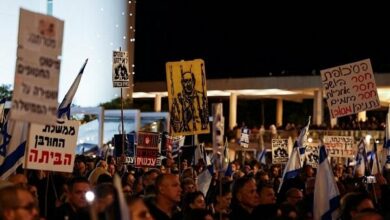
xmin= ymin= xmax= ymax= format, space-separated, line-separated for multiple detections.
xmin=0 ymin=185 xmax=39 ymax=220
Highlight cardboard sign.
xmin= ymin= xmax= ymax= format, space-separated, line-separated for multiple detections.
xmin=135 ymin=132 xmax=160 ymax=168
xmin=25 ymin=120 xmax=79 ymax=172
xmin=166 ymin=59 xmax=209 ymax=136
xmin=320 ymin=59 xmax=380 ymax=118
xmin=272 ymin=139 xmax=289 ymax=164
xmin=112 ymin=51 xmax=130 ymax=87
xmin=11 ymin=9 xmax=63 ymax=124
xmin=324 ymin=136 xmax=355 ymax=158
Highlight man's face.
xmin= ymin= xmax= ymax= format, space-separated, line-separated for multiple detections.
xmin=237 ymin=180 xmax=258 ymax=208
xmin=258 ymin=187 xmax=276 ymax=205
xmin=189 ymin=194 xmax=206 ymax=209
xmin=6 ymin=190 xmax=39 ymax=220
xmin=129 ymin=199 xmax=154 ymax=220
xmin=68 ymin=182 xmax=91 ymax=209
xmin=181 ymin=73 xmax=194 ymax=94
xmin=159 ymin=175 xmax=182 ymax=203
xmin=217 ymin=192 xmax=232 ymax=210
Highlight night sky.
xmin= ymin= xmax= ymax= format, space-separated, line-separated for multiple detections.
xmin=134 ymin=2 xmax=390 ymax=82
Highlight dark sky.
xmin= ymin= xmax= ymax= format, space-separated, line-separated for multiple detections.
xmin=134 ymin=2 xmax=390 ymax=82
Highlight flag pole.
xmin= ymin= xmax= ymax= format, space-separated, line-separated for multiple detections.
xmin=119 ymin=47 xmax=125 ymax=160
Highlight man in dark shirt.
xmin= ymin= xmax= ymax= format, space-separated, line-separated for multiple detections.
xmin=55 ymin=176 xmax=91 ymax=220
xmin=146 ymin=173 xmax=182 ymax=220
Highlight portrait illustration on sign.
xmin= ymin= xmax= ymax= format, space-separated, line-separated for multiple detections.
xmin=166 ymin=59 xmax=209 ymax=136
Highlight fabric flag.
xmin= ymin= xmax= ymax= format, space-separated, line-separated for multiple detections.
xmin=194 ymin=143 xmax=206 ymax=166
xmin=354 ymin=138 xmax=369 ymax=177
xmin=0 ymin=118 xmax=28 ymax=179
xmin=278 ymin=141 xmax=302 ymax=192
xmin=314 ymin=145 xmax=340 ymax=220
xmin=197 ymin=166 xmax=213 ymax=196
xmin=171 ymin=136 xmax=185 ymax=159
xmin=278 ymin=117 xmax=310 ymax=192
xmin=113 ymin=174 xmax=130 ymax=220
xmin=221 ymin=137 xmax=229 ymax=171
xmin=57 ymin=59 xmax=88 ymax=119
xmin=256 ymin=149 xmax=267 ymax=165
xmin=297 ymin=116 xmax=311 ymax=165
xmin=383 ymin=106 xmax=390 ymax=169
xmin=370 ymin=142 xmax=382 ymax=175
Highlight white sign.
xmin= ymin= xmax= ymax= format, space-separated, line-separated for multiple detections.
xmin=323 ymin=136 xmax=355 ymax=158
xmin=25 ymin=120 xmax=79 ymax=172
xmin=320 ymin=59 xmax=380 ymax=118
xmin=112 ymin=51 xmax=130 ymax=87
xmin=11 ymin=9 xmax=63 ymax=124
xmin=240 ymin=128 xmax=250 ymax=148
xmin=272 ymin=139 xmax=289 ymax=164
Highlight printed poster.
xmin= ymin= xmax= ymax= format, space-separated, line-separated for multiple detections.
xmin=166 ymin=59 xmax=209 ymax=136
xmin=112 ymin=51 xmax=130 ymax=87
xmin=272 ymin=139 xmax=289 ymax=164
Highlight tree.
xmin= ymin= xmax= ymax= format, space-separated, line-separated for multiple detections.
xmin=0 ymin=84 xmax=12 ymax=100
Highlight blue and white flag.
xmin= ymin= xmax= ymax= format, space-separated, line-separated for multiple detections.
xmin=354 ymin=138 xmax=369 ymax=177
xmin=383 ymin=106 xmax=390 ymax=169
xmin=197 ymin=166 xmax=213 ymax=196
xmin=57 ymin=59 xmax=88 ymax=119
xmin=297 ymin=116 xmax=311 ymax=165
xmin=314 ymin=145 xmax=340 ymax=220
xmin=257 ymin=149 xmax=267 ymax=165
xmin=278 ymin=117 xmax=311 ymax=192
xmin=278 ymin=142 xmax=302 ymax=193
xmin=0 ymin=118 xmax=28 ymax=179
xmin=369 ymin=142 xmax=381 ymax=175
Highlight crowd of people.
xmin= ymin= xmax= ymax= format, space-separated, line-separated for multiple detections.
xmin=1 ymin=150 xmax=390 ymax=220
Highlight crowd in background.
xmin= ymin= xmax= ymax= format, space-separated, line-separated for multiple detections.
xmin=1 ymin=147 xmax=390 ymax=220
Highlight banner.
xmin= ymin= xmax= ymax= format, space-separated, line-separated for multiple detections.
xmin=323 ymin=136 xmax=355 ymax=158
xmin=166 ymin=59 xmax=209 ymax=136
xmin=320 ymin=59 xmax=380 ymax=118
xmin=305 ymin=143 xmax=319 ymax=167
xmin=25 ymin=120 xmax=79 ymax=172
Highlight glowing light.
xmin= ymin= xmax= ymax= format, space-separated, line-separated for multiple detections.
xmin=85 ymin=191 xmax=95 ymax=203
xmin=307 ymin=137 xmax=313 ymax=143
xmin=129 ymin=13 xmax=133 ymax=16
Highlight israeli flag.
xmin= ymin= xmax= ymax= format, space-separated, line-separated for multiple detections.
xmin=297 ymin=116 xmax=311 ymax=165
xmin=0 ymin=119 xmax=28 ymax=179
xmin=314 ymin=145 xmax=340 ymax=220
xmin=257 ymin=149 xmax=267 ymax=165
xmin=57 ymin=59 xmax=88 ymax=119
xmin=383 ymin=107 xmax=390 ymax=169
xmin=354 ymin=138 xmax=369 ymax=177
xmin=278 ymin=142 xmax=302 ymax=192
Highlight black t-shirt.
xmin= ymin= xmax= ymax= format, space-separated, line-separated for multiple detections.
xmin=146 ymin=200 xmax=182 ymax=220
xmin=54 ymin=203 xmax=90 ymax=220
